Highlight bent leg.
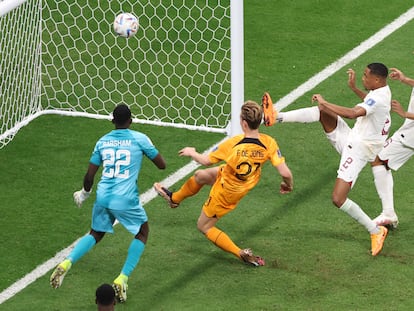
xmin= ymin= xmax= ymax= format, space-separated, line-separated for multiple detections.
xmin=172 ymin=167 xmax=218 ymax=203
xmin=120 ymin=222 xmax=148 ymax=277
xmin=50 ymin=230 xmax=101 ymax=289
xmin=198 ymin=211 xmax=241 ymax=258
xmin=278 ymin=106 xmax=320 ymax=123
xmin=334 ymin=179 xmax=378 ymax=234
xmin=371 ymin=162 xmax=395 ymax=216
xmin=319 ymin=109 xmax=339 ymax=133
xmin=68 ymin=231 xmax=102 ymax=264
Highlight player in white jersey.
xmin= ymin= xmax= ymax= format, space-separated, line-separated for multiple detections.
xmin=371 ymin=67 xmax=414 ymax=228
xmin=262 ymin=63 xmax=391 ymax=256
xmin=50 ymin=104 xmax=166 ymax=303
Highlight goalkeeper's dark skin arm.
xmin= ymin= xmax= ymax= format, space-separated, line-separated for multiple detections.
xmin=82 ymin=164 xmax=99 ymax=192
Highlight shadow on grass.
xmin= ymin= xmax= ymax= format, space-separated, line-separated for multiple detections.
xmin=138 ymin=170 xmax=338 ymax=309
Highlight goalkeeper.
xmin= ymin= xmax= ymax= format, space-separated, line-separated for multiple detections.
xmin=50 ymin=104 xmax=166 ymax=303
xmin=155 ymin=100 xmax=293 ymax=266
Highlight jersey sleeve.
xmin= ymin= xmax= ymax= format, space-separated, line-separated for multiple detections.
xmin=208 ymin=135 xmax=241 ymax=164
xmin=268 ymin=137 xmax=285 ymax=167
xmin=136 ymin=133 xmax=159 ymax=160
xmin=89 ymin=141 xmax=103 ymax=166
xmin=357 ymin=90 xmax=379 ymax=116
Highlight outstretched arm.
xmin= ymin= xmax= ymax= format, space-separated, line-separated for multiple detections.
xmin=312 ymin=94 xmax=366 ymax=119
xmin=275 ymin=162 xmax=293 ymax=194
xmin=390 ymin=68 xmax=414 ymax=87
xmin=178 ymin=147 xmax=212 ymax=166
xmin=151 ymin=153 xmax=166 ymax=169
xmin=392 ymin=99 xmax=414 ymax=120
xmin=389 ymin=68 xmax=414 ymax=120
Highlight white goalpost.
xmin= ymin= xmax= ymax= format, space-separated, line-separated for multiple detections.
xmin=0 ymin=0 xmax=243 ymax=149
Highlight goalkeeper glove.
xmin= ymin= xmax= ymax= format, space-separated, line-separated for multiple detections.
xmin=73 ymin=188 xmax=91 ymax=208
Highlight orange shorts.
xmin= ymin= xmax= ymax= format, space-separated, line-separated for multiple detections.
xmin=202 ymin=169 xmax=246 ymax=219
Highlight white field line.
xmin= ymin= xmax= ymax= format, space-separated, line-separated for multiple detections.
xmin=1 ymin=6 xmax=414 ymax=305
xmin=275 ymin=6 xmax=414 ymax=112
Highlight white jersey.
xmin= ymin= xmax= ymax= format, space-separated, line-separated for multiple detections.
xmin=348 ymin=85 xmax=391 ymax=161
xmin=392 ymin=87 xmax=414 ymax=148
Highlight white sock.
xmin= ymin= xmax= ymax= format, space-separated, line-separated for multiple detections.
xmin=372 ymin=165 xmax=395 ymax=216
xmin=279 ymin=106 xmax=320 ymax=123
xmin=340 ymin=198 xmax=379 ymax=234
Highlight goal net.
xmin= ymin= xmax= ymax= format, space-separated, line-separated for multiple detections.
xmin=0 ymin=0 xmax=243 ymax=149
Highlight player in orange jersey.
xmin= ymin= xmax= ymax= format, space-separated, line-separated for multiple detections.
xmin=155 ymin=100 xmax=293 ymax=266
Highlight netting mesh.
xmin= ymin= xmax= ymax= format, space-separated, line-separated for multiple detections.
xmin=1 ymin=0 xmax=232 ymax=148
xmin=42 ymin=1 xmax=231 ymax=125
xmin=0 ymin=0 xmax=42 ymax=148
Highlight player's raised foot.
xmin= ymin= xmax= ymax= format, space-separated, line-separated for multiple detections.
xmin=262 ymin=92 xmax=277 ymax=126
xmin=50 ymin=259 xmax=72 ymax=289
xmin=370 ymin=226 xmax=388 ymax=256
xmin=239 ymin=248 xmax=265 ymax=267
xmin=153 ymin=182 xmax=179 ymax=208
xmin=373 ymin=212 xmax=399 ymax=229
xmin=112 ymin=274 xmax=128 ymax=303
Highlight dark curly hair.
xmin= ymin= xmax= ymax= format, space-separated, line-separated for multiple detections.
xmin=112 ymin=104 xmax=131 ymax=125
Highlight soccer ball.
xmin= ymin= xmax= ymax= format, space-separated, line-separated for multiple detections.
xmin=113 ymin=13 xmax=139 ymax=38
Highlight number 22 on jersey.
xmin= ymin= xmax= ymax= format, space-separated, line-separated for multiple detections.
xmin=102 ymin=149 xmax=131 ymax=179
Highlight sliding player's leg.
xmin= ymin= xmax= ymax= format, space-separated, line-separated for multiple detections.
xmin=154 ymin=167 xmax=219 ymax=208
xmin=198 ymin=190 xmax=265 ymax=267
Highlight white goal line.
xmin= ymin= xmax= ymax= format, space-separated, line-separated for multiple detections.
xmin=274 ymin=6 xmax=414 ymax=113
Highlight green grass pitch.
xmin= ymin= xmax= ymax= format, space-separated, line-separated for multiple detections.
xmin=1 ymin=1 xmax=414 ymax=310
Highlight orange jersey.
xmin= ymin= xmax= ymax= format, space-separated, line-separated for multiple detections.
xmin=208 ymin=133 xmax=285 ymax=197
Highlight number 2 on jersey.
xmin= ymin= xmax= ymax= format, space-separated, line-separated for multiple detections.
xmin=102 ymin=149 xmax=131 ymax=178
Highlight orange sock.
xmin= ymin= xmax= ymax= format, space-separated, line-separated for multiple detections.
xmin=205 ymin=227 xmax=241 ymax=258
xmin=172 ymin=176 xmax=202 ymax=203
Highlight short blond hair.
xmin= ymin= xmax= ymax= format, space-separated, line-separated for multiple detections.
xmin=241 ymin=100 xmax=263 ymax=129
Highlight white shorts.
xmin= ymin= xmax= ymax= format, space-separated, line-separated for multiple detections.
xmin=325 ymin=117 xmax=350 ymax=154
xmin=326 ymin=117 xmax=367 ymax=185
xmin=378 ymin=133 xmax=414 ymax=170
xmin=336 ymin=144 xmax=368 ymax=184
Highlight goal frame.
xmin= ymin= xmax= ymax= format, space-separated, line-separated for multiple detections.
xmin=0 ymin=0 xmax=244 ymax=148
